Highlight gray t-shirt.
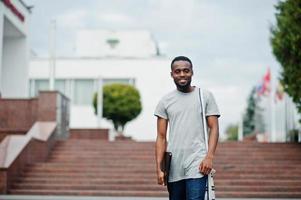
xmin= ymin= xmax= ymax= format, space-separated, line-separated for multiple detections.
xmin=154 ymin=87 xmax=220 ymax=182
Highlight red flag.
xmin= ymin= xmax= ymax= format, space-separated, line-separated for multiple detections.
xmin=257 ymin=68 xmax=271 ymax=97
xmin=262 ymin=68 xmax=271 ymax=96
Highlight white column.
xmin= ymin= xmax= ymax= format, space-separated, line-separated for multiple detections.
xmin=0 ymin=14 xmax=4 ymax=96
xmin=267 ymin=69 xmax=275 ymax=142
xmin=49 ymin=19 xmax=56 ymax=90
xmin=2 ymin=33 xmax=28 ymax=97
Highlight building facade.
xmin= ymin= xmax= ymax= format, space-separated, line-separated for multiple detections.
xmin=29 ymin=30 xmax=174 ymax=141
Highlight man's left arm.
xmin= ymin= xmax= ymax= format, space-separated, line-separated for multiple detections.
xmin=199 ymin=115 xmax=219 ymax=175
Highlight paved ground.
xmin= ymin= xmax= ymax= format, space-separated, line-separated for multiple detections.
xmin=1 ymin=196 xmax=301 ymax=200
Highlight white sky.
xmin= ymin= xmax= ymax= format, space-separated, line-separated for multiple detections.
xmin=24 ymin=0 xmax=281 ymax=138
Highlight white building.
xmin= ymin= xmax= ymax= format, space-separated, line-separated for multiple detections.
xmin=0 ymin=0 xmax=30 ymax=98
xmin=76 ymin=30 xmax=159 ymax=58
xmin=29 ymin=30 xmax=174 ymax=141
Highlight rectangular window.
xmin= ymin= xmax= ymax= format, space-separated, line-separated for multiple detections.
xmin=55 ymin=80 xmax=66 ymax=95
xmin=34 ymin=79 xmax=49 ymax=96
xmin=73 ymin=79 xmax=94 ymax=105
xmin=103 ymin=78 xmax=135 ymax=86
xmin=30 ymin=79 xmax=67 ymax=97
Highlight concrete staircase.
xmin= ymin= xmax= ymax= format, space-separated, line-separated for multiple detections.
xmin=9 ymin=139 xmax=301 ymax=198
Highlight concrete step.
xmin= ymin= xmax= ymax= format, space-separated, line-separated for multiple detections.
xmin=14 ymin=179 xmax=301 ymax=187
xmin=12 ymin=183 xmax=301 ymax=192
xmin=17 ymin=173 xmax=301 ymax=181
xmin=9 ymin=189 xmax=301 ymax=198
xmin=21 ymin=167 xmax=301 ymax=174
xmin=32 ymin=163 xmax=301 ymax=170
xmin=12 ymin=183 xmax=164 ymax=191
xmin=9 ymin=189 xmax=168 ymax=197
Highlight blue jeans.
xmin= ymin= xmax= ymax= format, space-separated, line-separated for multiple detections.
xmin=167 ymin=176 xmax=207 ymax=200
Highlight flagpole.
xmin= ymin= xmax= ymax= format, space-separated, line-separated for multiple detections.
xmin=270 ymin=68 xmax=276 ymax=142
xmin=238 ymin=113 xmax=243 ymax=141
xmin=284 ymin=93 xmax=288 ymax=141
xmin=49 ymin=19 xmax=56 ymax=90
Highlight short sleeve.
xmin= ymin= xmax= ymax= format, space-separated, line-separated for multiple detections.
xmin=154 ymin=99 xmax=168 ymax=119
xmin=205 ymin=91 xmax=220 ymax=118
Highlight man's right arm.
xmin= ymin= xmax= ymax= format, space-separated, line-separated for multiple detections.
xmin=155 ymin=117 xmax=168 ymax=186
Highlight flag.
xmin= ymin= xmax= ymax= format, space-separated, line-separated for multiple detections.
xmin=257 ymin=68 xmax=271 ymax=97
xmin=262 ymin=68 xmax=271 ymax=95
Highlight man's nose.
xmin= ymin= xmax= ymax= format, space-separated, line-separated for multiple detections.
xmin=179 ymin=71 xmax=185 ymax=76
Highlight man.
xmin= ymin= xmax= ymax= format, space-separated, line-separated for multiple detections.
xmin=154 ymin=56 xmax=220 ymax=200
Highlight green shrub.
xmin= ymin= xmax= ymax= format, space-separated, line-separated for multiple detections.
xmin=93 ymin=84 xmax=142 ymax=132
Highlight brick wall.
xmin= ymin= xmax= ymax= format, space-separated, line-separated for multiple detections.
xmin=0 ymin=98 xmax=38 ymax=130
xmin=0 ymin=91 xmax=70 ymax=140
xmin=0 ymin=98 xmax=37 ymax=141
xmin=37 ymin=92 xmax=57 ymax=121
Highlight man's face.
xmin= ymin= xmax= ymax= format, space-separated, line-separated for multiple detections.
xmin=171 ymin=60 xmax=193 ymax=89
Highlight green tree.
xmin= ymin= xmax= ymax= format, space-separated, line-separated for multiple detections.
xmin=226 ymin=124 xmax=239 ymax=141
xmin=93 ymin=84 xmax=142 ymax=133
xmin=243 ymin=87 xmax=257 ymax=135
xmin=271 ymin=0 xmax=301 ymax=118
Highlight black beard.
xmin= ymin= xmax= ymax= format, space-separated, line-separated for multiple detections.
xmin=174 ymin=79 xmax=192 ymax=92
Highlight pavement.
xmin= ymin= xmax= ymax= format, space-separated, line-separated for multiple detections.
xmin=1 ymin=196 xmax=301 ymax=200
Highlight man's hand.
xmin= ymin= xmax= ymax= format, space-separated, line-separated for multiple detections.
xmin=157 ymin=170 xmax=165 ymax=186
xmin=200 ymin=115 xmax=219 ymax=175
xmin=199 ymin=156 xmax=213 ymax=175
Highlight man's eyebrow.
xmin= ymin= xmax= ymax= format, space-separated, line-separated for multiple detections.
xmin=174 ymin=67 xmax=190 ymax=69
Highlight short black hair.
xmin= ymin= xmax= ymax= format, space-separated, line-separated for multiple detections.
xmin=171 ymin=56 xmax=193 ymax=69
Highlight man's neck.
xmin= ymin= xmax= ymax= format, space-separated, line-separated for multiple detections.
xmin=177 ymin=85 xmax=194 ymax=93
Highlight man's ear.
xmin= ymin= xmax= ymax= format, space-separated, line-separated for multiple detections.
xmin=170 ymin=71 xmax=173 ymax=78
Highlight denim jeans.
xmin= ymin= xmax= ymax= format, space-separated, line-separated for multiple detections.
xmin=167 ymin=176 xmax=207 ymax=200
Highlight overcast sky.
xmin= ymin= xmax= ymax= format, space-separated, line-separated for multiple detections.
xmin=23 ymin=0 xmax=281 ymax=138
